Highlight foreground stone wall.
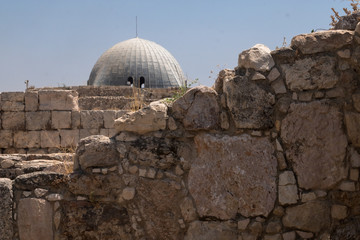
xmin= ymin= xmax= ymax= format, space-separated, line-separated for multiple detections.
xmin=1 ymin=23 xmax=360 ymax=240
xmin=0 ymin=86 xmax=174 ymax=154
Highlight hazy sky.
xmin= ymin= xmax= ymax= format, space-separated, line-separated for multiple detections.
xmin=0 ymin=0 xmax=353 ymax=92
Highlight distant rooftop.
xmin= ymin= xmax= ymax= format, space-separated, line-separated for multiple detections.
xmin=88 ymin=37 xmax=186 ymax=88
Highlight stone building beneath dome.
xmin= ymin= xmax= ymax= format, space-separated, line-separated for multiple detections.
xmin=87 ymin=37 xmax=186 ymax=88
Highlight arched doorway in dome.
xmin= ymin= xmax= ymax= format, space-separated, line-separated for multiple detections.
xmin=127 ymin=77 xmax=134 ymax=87
xmin=140 ymin=76 xmax=145 ymax=88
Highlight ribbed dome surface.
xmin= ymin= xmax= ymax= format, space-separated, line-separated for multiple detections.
xmin=88 ymin=38 xmax=186 ymax=88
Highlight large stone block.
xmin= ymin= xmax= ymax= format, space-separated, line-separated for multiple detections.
xmin=291 ymin=30 xmax=353 ymax=54
xmin=0 ymin=130 xmax=13 ymax=148
xmin=60 ymin=129 xmax=79 ymax=148
xmin=103 ymin=110 xmax=126 ymax=129
xmin=115 ymin=101 xmax=167 ymax=134
xmin=74 ymin=135 xmax=119 ymax=170
xmin=282 ymin=201 xmax=330 ymax=232
xmin=172 ymin=86 xmax=220 ymax=130
xmin=1 ymin=92 xmax=24 ymax=102
xmin=41 ymin=131 xmax=60 ymax=148
xmin=1 ymin=101 xmax=24 ymax=111
xmin=26 ymin=111 xmax=51 ymax=130
xmin=223 ymin=76 xmax=274 ymax=129
xmin=0 ymin=178 xmax=13 ymax=240
xmin=344 ymin=112 xmax=360 ymax=147
xmin=185 ymin=221 xmax=237 ymax=240
xmin=80 ymin=110 xmax=104 ymax=129
xmin=17 ymin=198 xmax=53 ymax=240
xmin=51 ymin=111 xmax=72 ymax=129
xmin=79 ymin=128 xmax=99 ymax=139
xmin=281 ymin=56 xmax=338 ymax=91
xmin=188 ymin=134 xmax=277 ymax=219
xmin=14 ymin=131 xmax=41 ymax=148
xmin=238 ymin=44 xmax=275 ymax=71
xmin=24 ymin=91 xmax=38 ymax=111
xmin=39 ymin=90 xmax=79 ymax=111
xmin=281 ymin=102 xmax=348 ymax=190
xmin=2 ymin=112 xmax=25 ymax=130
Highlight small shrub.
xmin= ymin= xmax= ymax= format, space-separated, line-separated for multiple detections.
xmin=331 ymin=0 xmax=360 ymax=26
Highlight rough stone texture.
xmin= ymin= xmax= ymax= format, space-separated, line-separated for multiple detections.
xmin=330 ymin=216 xmax=360 ymax=240
xmin=172 ymin=86 xmax=220 ymax=130
xmin=52 ymin=111 xmax=72 ymax=129
xmin=80 ymin=110 xmax=104 ymax=129
xmin=353 ymin=93 xmax=360 ymax=112
xmin=350 ymin=148 xmax=360 ymax=168
xmin=271 ymin=79 xmax=287 ymax=94
xmin=17 ymin=198 xmax=53 ymax=240
xmin=60 ymin=129 xmax=80 ymax=148
xmin=26 ymin=111 xmax=51 ymax=130
xmin=180 ymin=197 xmax=197 ymax=222
xmin=0 ymin=130 xmax=13 ymax=148
xmin=115 ymin=100 xmax=167 ymax=134
xmin=1 ymin=92 xmax=24 ymax=102
xmin=334 ymin=12 xmax=360 ymax=30
xmin=344 ymin=112 xmax=360 ymax=147
xmin=223 ymin=76 xmax=274 ymax=129
xmin=281 ymin=56 xmax=338 ymax=91
xmin=291 ymin=30 xmax=353 ymax=54
xmin=188 ymin=134 xmax=277 ymax=219
xmin=25 ymin=91 xmax=38 ymax=111
xmin=238 ymin=44 xmax=275 ymax=71
xmin=282 ymin=201 xmax=330 ymax=232
xmin=41 ymin=131 xmax=60 ymax=148
xmin=213 ymin=69 xmax=235 ymax=94
xmin=0 ymin=178 xmax=13 ymax=240
xmin=1 ymin=101 xmax=24 ymax=111
xmin=267 ymin=67 xmax=281 ymax=82
xmin=2 ymin=112 xmax=25 ymax=130
xmin=279 ymin=185 xmax=298 ymax=205
xmin=281 ymin=102 xmax=348 ymax=190
xmin=185 ymin=221 xmax=237 ymax=240
xmin=60 ymin=201 xmax=131 ymax=240
xmin=331 ymin=204 xmax=348 ymax=220
xmin=14 ymin=131 xmax=41 ymax=148
xmin=39 ymin=90 xmax=79 ymax=111
xmin=74 ymin=135 xmax=118 ymax=170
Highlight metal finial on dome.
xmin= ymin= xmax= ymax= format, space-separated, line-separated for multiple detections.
xmin=88 ymin=38 xmax=186 ymax=88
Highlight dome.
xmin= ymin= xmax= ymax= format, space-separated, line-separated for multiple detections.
xmin=88 ymin=37 xmax=186 ymax=88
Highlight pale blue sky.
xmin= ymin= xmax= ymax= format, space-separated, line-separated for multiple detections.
xmin=0 ymin=0 xmax=352 ymax=92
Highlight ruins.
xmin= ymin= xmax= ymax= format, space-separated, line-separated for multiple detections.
xmin=1 ymin=21 xmax=360 ymax=240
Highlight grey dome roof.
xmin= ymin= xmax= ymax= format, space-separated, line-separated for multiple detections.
xmin=88 ymin=37 xmax=186 ymax=88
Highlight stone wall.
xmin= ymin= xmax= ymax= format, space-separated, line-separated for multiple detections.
xmin=1 ymin=23 xmax=360 ymax=239
xmin=0 ymin=86 xmax=174 ymax=154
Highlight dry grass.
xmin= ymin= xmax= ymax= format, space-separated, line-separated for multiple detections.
xmin=331 ymin=0 xmax=360 ymax=26
xmin=130 ymin=87 xmax=145 ymax=111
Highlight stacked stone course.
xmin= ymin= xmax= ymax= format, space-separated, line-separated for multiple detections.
xmin=0 ymin=22 xmax=360 ymax=240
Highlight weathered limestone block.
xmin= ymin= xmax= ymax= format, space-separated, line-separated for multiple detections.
xmin=281 ymin=102 xmax=348 ymax=190
xmin=0 ymin=130 xmax=13 ymax=148
xmin=39 ymin=90 xmax=79 ymax=111
xmin=238 ymin=44 xmax=275 ymax=71
xmin=1 ymin=101 xmax=24 ymax=111
xmin=51 ymin=111 xmax=72 ymax=129
xmin=271 ymin=79 xmax=287 ymax=94
xmin=2 ymin=112 xmax=25 ymax=130
xmin=25 ymin=91 xmax=38 ymax=111
xmin=80 ymin=110 xmax=104 ymax=129
xmin=17 ymin=198 xmax=53 ymax=240
xmin=344 ymin=112 xmax=360 ymax=147
xmin=133 ymin=178 xmax=186 ymax=239
xmin=213 ymin=69 xmax=235 ymax=94
xmin=115 ymin=100 xmax=167 ymax=134
xmin=188 ymin=134 xmax=277 ymax=219
xmin=74 ymin=135 xmax=118 ymax=170
xmin=185 ymin=221 xmax=237 ymax=240
xmin=79 ymin=128 xmax=99 ymax=139
xmin=282 ymin=201 xmax=330 ymax=232
xmin=14 ymin=131 xmax=41 ymax=148
xmin=15 ymin=172 xmax=66 ymax=190
xmin=26 ymin=111 xmax=51 ymax=130
xmin=223 ymin=76 xmax=274 ymax=129
xmin=0 ymin=178 xmax=13 ymax=240
xmin=180 ymin=197 xmax=198 ymax=222
xmin=172 ymin=86 xmax=220 ymax=130
xmin=1 ymin=92 xmax=24 ymax=102
xmin=103 ymin=110 xmax=127 ymax=129
xmin=60 ymin=129 xmax=79 ymax=148
xmin=278 ymin=171 xmax=298 ymax=205
xmin=41 ymin=131 xmax=60 ymax=148
xmin=281 ymin=56 xmax=338 ymax=91
xmin=71 ymin=111 xmax=81 ymax=129
xmin=291 ymin=30 xmax=353 ymax=54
